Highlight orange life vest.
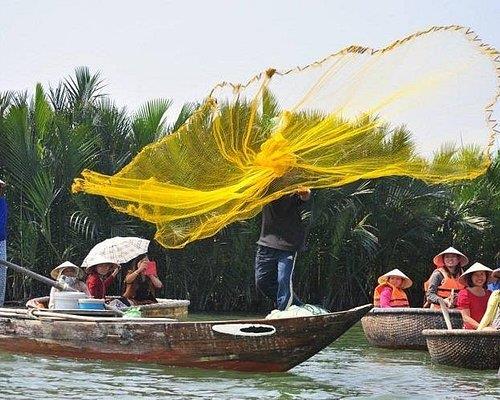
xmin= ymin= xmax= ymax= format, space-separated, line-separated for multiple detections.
xmin=424 ymin=267 xmax=464 ymax=309
xmin=373 ymin=283 xmax=409 ymax=307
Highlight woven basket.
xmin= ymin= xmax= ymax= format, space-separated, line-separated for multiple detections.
xmin=138 ymin=298 xmax=190 ymax=318
xmin=423 ymin=329 xmax=500 ymax=370
xmin=361 ymin=308 xmax=462 ymax=350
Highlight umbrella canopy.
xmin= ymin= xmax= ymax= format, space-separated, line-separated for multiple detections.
xmin=81 ymin=237 xmax=150 ymax=270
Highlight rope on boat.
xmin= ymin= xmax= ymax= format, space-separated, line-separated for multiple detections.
xmin=0 ymin=308 xmax=179 ymax=323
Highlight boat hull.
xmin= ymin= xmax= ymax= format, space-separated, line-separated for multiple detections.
xmin=0 ymin=304 xmax=371 ymax=372
xmin=423 ymin=329 xmax=500 ymax=370
xmin=361 ymin=308 xmax=462 ymax=349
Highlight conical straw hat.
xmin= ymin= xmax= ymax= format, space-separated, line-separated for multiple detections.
xmin=50 ymin=261 xmax=84 ymax=280
xmin=378 ymin=269 xmax=413 ymax=289
xmin=433 ymin=247 xmax=469 ymax=268
xmin=459 ymin=262 xmax=492 ymax=286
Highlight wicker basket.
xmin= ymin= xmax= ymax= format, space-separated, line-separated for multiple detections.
xmin=138 ymin=299 xmax=190 ymax=318
xmin=361 ymin=308 xmax=463 ymax=349
xmin=423 ymin=329 xmax=500 ymax=370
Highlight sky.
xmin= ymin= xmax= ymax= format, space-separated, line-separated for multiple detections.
xmin=1 ymin=0 xmax=499 ymax=133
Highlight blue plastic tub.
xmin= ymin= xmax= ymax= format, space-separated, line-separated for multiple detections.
xmin=78 ymin=298 xmax=105 ymax=310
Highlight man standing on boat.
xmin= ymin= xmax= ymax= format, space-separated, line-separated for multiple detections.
xmin=254 ymin=188 xmax=312 ymax=311
xmin=0 ymin=179 xmax=7 ymax=307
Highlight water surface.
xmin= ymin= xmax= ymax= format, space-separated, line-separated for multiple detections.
xmin=0 ymin=314 xmax=498 ymax=399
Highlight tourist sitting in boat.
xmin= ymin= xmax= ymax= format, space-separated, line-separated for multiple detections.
xmin=48 ymin=261 xmax=89 ymax=309
xmin=457 ymin=262 xmax=492 ymax=330
xmin=424 ymin=247 xmax=469 ymax=309
xmin=122 ymin=253 xmax=163 ymax=306
xmin=85 ymin=259 xmax=120 ymax=299
xmin=373 ymin=269 xmax=412 ymax=308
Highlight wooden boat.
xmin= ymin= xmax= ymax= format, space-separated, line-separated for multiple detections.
xmin=423 ymin=329 xmax=500 ymax=370
xmin=0 ymin=304 xmax=371 ymax=372
xmin=361 ymin=307 xmax=462 ymax=350
xmin=26 ymin=296 xmax=190 ymax=319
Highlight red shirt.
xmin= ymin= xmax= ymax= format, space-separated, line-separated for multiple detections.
xmin=86 ymin=272 xmax=115 ymax=299
xmin=457 ymin=288 xmax=491 ymax=329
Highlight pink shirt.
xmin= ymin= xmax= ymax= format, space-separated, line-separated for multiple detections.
xmin=379 ymin=286 xmax=393 ymax=308
xmin=457 ymin=288 xmax=491 ymax=329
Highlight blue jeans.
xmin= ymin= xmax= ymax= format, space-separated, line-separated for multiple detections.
xmin=0 ymin=240 xmax=6 ymax=306
xmin=254 ymin=245 xmax=303 ymax=311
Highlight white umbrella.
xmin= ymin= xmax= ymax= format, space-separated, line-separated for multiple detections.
xmin=81 ymin=237 xmax=150 ymax=270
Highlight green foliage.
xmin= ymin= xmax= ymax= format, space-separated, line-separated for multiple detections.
xmin=0 ymin=68 xmax=497 ymax=312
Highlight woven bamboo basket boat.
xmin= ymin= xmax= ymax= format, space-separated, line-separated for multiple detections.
xmin=423 ymin=329 xmax=500 ymax=370
xmin=361 ymin=307 xmax=462 ymax=350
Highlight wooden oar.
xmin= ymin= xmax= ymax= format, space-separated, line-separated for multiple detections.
xmin=0 ymin=259 xmax=76 ymax=292
xmin=437 ymin=298 xmax=453 ymax=330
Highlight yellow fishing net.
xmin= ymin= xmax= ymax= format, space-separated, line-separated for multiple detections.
xmin=72 ymin=26 xmax=499 ymax=248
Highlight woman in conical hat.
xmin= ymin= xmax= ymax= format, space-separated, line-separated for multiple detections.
xmin=373 ymin=269 xmax=412 ymax=308
xmin=424 ymin=247 xmax=469 ymax=309
xmin=48 ymin=261 xmax=89 ymax=309
xmin=456 ymin=262 xmax=493 ymax=330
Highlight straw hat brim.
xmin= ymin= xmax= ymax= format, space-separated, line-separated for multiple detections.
xmin=458 ymin=262 xmax=492 ymax=286
xmin=50 ymin=262 xmax=84 ymax=280
xmin=378 ymin=269 xmax=413 ymax=289
xmin=433 ymin=247 xmax=469 ymax=267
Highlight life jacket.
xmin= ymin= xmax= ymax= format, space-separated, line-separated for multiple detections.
xmin=373 ymin=283 xmax=409 ymax=307
xmin=424 ymin=267 xmax=464 ymax=309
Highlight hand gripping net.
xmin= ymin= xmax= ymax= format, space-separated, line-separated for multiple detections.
xmin=73 ymin=26 xmax=499 ymax=248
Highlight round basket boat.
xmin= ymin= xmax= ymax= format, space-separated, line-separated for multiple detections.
xmin=361 ymin=307 xmax=462 ymax=350
xmin=423 ymin=329 xmax=500 ymax=370
xmin=138 ymin=299 xmax=190 ymax=318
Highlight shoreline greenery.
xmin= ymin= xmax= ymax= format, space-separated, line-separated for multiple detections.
xmin=0 ymin=68 xmax=498 ymax=312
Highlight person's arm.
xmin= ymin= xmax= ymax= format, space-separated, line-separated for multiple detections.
xmin=459 ymin=308 xmax=479 ymax=329
xmin=457 ymin=289 xmax=479 ymax=329
xmin=86 ymin=275 xmax=99 ymax=298
xmin=379 ymin=286 xmax=393 ymax=308
xmin=148 ymin=274 xmax=163 ymax=289
xmin=103 ymin=266 xmax=120 ymax=289
xmin=0 ymin=183 xmax=7 ymax=240
xmin=124 ymin=264 xmax=147 ymax=284
xmin=426 ymin=271 xmax=445 ymax=305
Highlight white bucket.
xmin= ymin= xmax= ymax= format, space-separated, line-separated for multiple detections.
xmin=53 ymin=291 xmax=88 ymax=310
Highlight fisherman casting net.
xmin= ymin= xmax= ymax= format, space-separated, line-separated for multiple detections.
xmin=73 ymin=26 xmax=499 ymax=248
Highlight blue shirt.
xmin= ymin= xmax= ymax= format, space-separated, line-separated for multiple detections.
xmin=0 ymin=197 xmax=7 ymax=241
xmin=488 ymin=281 xmax=500 ymax=292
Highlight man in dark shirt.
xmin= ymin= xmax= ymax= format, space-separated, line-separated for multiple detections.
xmin=255 ymin=188 xmax=311 ymax=311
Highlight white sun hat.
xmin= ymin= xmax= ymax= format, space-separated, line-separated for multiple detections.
xmin=378 ymin=269 xmax=413 ymax=289
xmin=459 ymin=262 xmax=492 ymax=286
xmin=50 ymin=261 xmax=84 ymax=280
xmin=433 ymin=247 xmax=469 ymax=268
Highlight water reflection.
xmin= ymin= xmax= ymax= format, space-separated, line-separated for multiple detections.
xmin=0 ymin=320 xmax=498 ymax=399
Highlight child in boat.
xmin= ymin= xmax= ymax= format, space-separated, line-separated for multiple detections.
xmin=424 ymin=247 xmax=469 ymax=309
xmin=373 ymin=269 xmax=412 ymax=308
xmin=85 ymin=260 xmax=120 ymax=299
xmin=48 ymin=261 xmax=89 ymax=309
xmin=457 ymin=262 xmax=492 ymax=330
xmin=122 ymin=253 xmax=163 ymax=306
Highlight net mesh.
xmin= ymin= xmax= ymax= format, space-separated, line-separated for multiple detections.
xmin=72 ymin=26 xmax=499 ymax=248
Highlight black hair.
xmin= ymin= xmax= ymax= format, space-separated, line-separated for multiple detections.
xmin=465 ymin=271 xmax=489 ymax=289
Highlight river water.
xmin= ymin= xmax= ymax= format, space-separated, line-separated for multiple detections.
xmin=0 ymin=314 xmax=498 ymax=399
